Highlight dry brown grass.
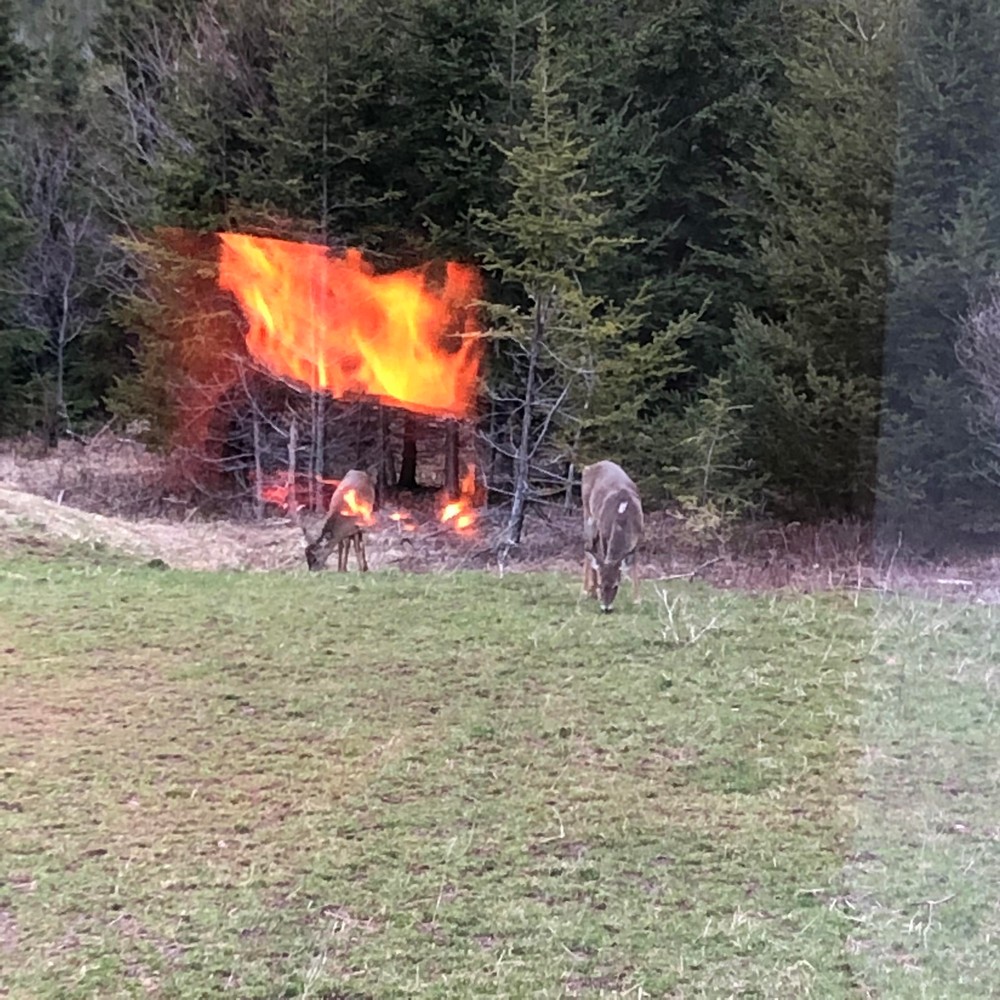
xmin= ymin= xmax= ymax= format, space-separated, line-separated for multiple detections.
xmin=4 ymin=434 xmax=1000 ymax=600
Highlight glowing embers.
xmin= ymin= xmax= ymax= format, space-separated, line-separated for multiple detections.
xmin=218 ymin=234 xmax=482 ymax=419
xmin=255 ymin=469 xmax=481 ymax=536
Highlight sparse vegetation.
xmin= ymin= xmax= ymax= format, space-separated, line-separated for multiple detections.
xmin=2 ymin=534 xmax=996 ymax=997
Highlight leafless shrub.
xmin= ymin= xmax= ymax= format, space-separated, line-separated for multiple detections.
xmin=655 ymin=588 xmax=723 ymax=646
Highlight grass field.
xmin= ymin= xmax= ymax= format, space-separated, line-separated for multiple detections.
xmin=1 ymin=532 xmax=997 ymax=998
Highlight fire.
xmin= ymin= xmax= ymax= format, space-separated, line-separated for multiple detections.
xmin=254 ymin=471 xmax=339 ymax=514
xmin=340 ymin=487 xmax=374 ymax=525
xmin=439 ymin=464 xmax=480 ymax=533
xmin=258 ymin=480 xmax=294 ymax=511
xmin=389 ymin=510 xmax=418 ymax=532
xmin=217 ymin=233 xmax=482 ymax=418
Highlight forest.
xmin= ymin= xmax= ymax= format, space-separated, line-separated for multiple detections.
xmin=4 ymin=0 xmax=1000 ymax=551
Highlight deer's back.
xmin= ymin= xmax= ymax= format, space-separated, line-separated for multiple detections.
xmin=328 ymin=470 xmax=375 ymax=516
xmin=582 ymin=461 xmax=640 ymax=517
xmin=582 ymin=461 xmax=643 ymax=561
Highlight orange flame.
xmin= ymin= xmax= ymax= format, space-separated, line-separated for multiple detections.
xmin=255 ymin=472 xmax=340 ymax=514
xmin=439 ymin=464 xmax=480 ymax=533
xmin=340 ymin=487 xmax=374 ymax=526
xmin=389 ymin=510 xmax=418 ymax=532
xmin=217 ymin=233 xmax=482 ymax=418
xmin=259 ymin=481 xmax=293 ymax=511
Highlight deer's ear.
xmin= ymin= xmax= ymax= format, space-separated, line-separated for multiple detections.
xmin=587 ymin=551 xmax=600 ymax=571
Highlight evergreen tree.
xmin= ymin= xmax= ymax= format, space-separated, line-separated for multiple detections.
xmin=2 ymin=1 xmax=135 ymax=438
xmin=0 ymin=0 xmax=26 ymax=109
xmin=584 ymin=0 xmax=795 ymax=374
xmin=720 ymin=1 xmax=901 ymax=516
xmin=248 ymin=0 xmax=387 ymax=239
xmin=475 ymin=15 xmax=673 ymax=548
xmin=134 ymin=0 xmax=279 ymax=229
xmin=381 ymin=0 xmax=505 ymax=255
xmin=0 ymin=0 xmax=35 ymax=433
xmin=878 ymin=0 xmax=1000 ymax=546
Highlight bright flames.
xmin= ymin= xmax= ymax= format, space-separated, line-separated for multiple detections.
xmin=218 ymin=233 xmax=482 ymax=418
xmin=439 ymin=465 xmax=480 ymax=533
xmin=339 ymin=488 xmax=374 ymax=525
xmin=256 ymin=472 xmax=478 ymax=535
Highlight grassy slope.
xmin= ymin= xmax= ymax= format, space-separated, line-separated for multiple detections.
xmin=0 ymin=536 xmax=995 ymax=998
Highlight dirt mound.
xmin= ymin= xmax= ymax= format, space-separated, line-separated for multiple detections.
xmin=0 ymin=485 xmax=301 ymax=570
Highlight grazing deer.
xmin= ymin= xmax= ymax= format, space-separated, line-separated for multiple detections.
xmin=581 ymin=460 xmax=644 ymax=612
xmin=304 ymin=469 xmax=376 ymax=572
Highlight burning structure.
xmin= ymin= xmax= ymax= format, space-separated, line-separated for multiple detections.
xmin=142 ymin=228 xmax=486 ymax=549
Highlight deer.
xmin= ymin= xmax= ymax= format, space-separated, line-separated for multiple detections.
xmin=304 ymin=469 xmax=376 ymax=572
xmin=581 ymin=460 xmax=644 ymax=613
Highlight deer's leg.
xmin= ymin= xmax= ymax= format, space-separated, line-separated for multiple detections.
xmin=356 ymin=532 xmax=369 ymax=572
xmin=583 ymin=547 xmax=599 ymax=597
xmin=582 ymin=515 xmax=598 ymax=595
xmin=337 ymin=539 xmax=348 ymax=572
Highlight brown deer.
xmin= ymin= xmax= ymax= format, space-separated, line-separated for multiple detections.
xmin=304 ymin=469 xmax=376 ymax=572
xmin=581 ymin=460 xmax=644 ymax=612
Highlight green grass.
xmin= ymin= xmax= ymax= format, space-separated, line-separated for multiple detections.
xmin=847 ymin=599 xmax=1000 ymax=997
xmin=0 ymin=537 xmax=996 ymax=997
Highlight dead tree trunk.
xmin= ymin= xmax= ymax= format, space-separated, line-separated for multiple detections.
xmin=310 ymin=390 xmax=326 ymax=510
xmin=252 ymin=408 xmax=264 ymax=520
xmin=503 ymin=295 xmax=546 ymax=549
xmin=287 ymin=417 xmax=298 ymax=515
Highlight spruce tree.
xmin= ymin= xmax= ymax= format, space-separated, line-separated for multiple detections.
xmin=584 ymin=0 xmax=795 ymax=374
xmin=475 ymin=15 xmax=659 ymax=548
xmin=721 ymin=1 xmax=901 ymax=516
xmin=0 ymin=0 xmax=34 ymax=433
xmin=249 ymin=0 xmax=387 ymax=239
xmin=879 ymin=0 xmax=1000 ymax=546
xmin=2 ymin=1 xmax=135 ymax=438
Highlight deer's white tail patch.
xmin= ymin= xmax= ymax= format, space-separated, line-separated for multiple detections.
xmin=617 ymin=499 xmax=629 ymax=515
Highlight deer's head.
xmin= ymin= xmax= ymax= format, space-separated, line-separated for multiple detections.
xmin=587 ymin=551 xmax=624 ymax=612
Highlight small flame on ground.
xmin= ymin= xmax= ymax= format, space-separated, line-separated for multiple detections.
xmin=439 ymin=464 xmax=480 ymax=534
xmin=258 ymin=481 xmax=293 ymax=511
xmin=257 ymin=468 xmax=478 ymax=535
xmin=254 ymin=472 xmax=340 ymax=514
xmin=389 ymin=510 xmax=418 ymax=532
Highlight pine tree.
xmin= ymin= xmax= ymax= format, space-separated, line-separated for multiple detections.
xmin=0 ymin=0 xmax=35 ymax=433
xmin=474 ymin=15 xmax=644 ymax=549
xmin=878 ymin=0 xmax=1000 ymax=546
xmin=248 ymin=0 xmax=387 ymax=239
xmin=380 ymin=0 xmax=505 ymax=253
xmin=584 ymin=0 xmax=795 ymax=375
xmin=720 ymin=1 xmax=901 ymax=516
xmin=1 ymin=1 xmax=135 ymax=439
xmin=0 ymin=0 xmax=26 ymax=109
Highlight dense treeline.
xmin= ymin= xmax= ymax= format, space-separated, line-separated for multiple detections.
xmin=3 ymin=0 xmax=1000 ymax=548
